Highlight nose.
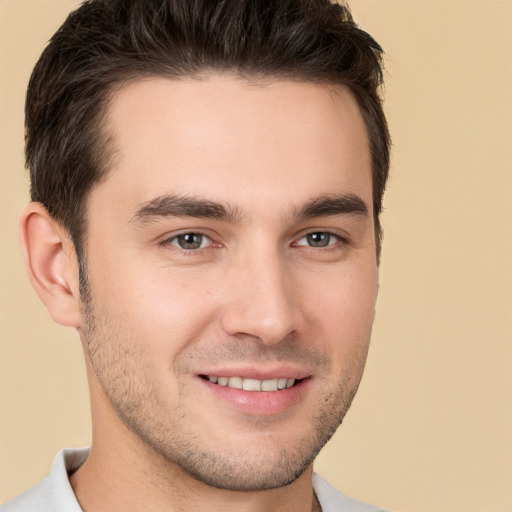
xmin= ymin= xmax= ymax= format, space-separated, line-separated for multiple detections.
xmin=220 ymin=251 xmax=300 ymax=346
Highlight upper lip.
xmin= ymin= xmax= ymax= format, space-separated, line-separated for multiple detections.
xmin=197 ymin=365 xmax=311 ymax=381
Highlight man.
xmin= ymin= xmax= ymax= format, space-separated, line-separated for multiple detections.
xmin=2 ymin=0 xmax=390 ymax=511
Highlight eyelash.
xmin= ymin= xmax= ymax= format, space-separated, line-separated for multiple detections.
xmin=161 ymin=231 xmax=214 ymax=254
xmin=294 ymin=231 xmax=348 ymax=251
xmin=161 ymin=230 xmax=348 ymax=254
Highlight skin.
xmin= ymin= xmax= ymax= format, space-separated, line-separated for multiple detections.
xmin=21 ymin=75 xmax=377 ymax=512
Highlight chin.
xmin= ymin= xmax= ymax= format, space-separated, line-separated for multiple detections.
xmin=132 ymin=404 xmax=346 ymax=492
xmin=167 ymin=445 xmax=318 ymax=492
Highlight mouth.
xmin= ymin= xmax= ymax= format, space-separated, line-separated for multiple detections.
xmin=199 ymin=375 xmax=304 ymax=391
xmin=198 ymin=371 xmax=311 ymax=415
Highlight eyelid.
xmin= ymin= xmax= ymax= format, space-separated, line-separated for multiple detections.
xmin=160 ymin=230 xmax=215 ymax=250
xmin=158 ymin=228 xmax=349 ymax=252
xmin=174 ymin=233 xmax=211 ymax=249
xmin=294 ymin=230 xmax=348 ymax=248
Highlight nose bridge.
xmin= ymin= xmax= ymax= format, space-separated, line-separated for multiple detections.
xmin=221 ymin=245 xmax=298 ymax=345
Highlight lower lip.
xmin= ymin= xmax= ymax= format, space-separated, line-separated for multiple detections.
xmin=200 ymin=378 xmax=310 ymax=416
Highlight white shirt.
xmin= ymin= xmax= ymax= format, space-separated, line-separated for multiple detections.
xmin=1 ymin=449 xmax=386 ymax=512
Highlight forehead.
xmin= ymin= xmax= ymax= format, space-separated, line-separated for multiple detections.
xmin=97 ymin=75 xmax=372 ymax=217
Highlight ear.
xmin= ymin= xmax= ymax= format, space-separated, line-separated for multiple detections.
xmin=19 ymin=202 xmax=82 ymax=327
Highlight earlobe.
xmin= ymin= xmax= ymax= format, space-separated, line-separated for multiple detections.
xmin=19 ymin=203 xmax=82 ymax=328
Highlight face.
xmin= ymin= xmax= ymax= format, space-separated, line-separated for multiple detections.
xmin=80 ymin=76 xmax=377 ymax=491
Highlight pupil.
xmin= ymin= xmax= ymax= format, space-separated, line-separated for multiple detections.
xmin=307 ymin=232 xmax=329 ymax=247
xmin=178 ymin=233 xmax=202 ymax=249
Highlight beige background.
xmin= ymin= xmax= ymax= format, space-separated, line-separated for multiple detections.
xmin=1 ymin=1 xmax=511 ymax=510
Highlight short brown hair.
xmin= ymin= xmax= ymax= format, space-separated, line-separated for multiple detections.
xmin=26 ymin=0 xmax=390 ymax=256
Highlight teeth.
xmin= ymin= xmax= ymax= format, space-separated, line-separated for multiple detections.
xmin=228 ymin=376 xmax=243 ymax=389
xmin=207 ymin=376 xmax=298 ymax=391
xmin=277 ymin=378 xmax=288 ymax=390
xmin=261 ymin=379 xmax=278 ymax=391
xmin=243 ymin=378 xmax=261 ymax=391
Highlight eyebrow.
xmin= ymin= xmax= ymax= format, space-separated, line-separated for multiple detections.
xmin=131 ymin=192 xmax=368 ymax=226
xmin=132 ymin=194 xmax=243 ymax=224
xmin=295 ymin=194 xmax=369 ymax=220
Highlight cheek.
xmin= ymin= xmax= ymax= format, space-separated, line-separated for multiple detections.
xmin=88 ymin=255 xmax=223 ymax=356
xmin=301 ymin=262 xmax=377 ymax=351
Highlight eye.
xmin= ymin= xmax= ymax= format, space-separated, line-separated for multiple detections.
xmin=296 ymin=232 xmax=340 ymax=248
xmin=168 ymin=232 xmax=211 ymax=250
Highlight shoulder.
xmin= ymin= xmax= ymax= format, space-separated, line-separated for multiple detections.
xmin=313 ymin=474 xmax=389 ymax=512
xmin=0 ymin=449 xmax=88 ymax=512
xmin=0 ymin=477 xmax=55 ymax=512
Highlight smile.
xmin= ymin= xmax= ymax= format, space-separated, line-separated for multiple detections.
xmin=201 ymin=375 xmax=298 ymax=391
